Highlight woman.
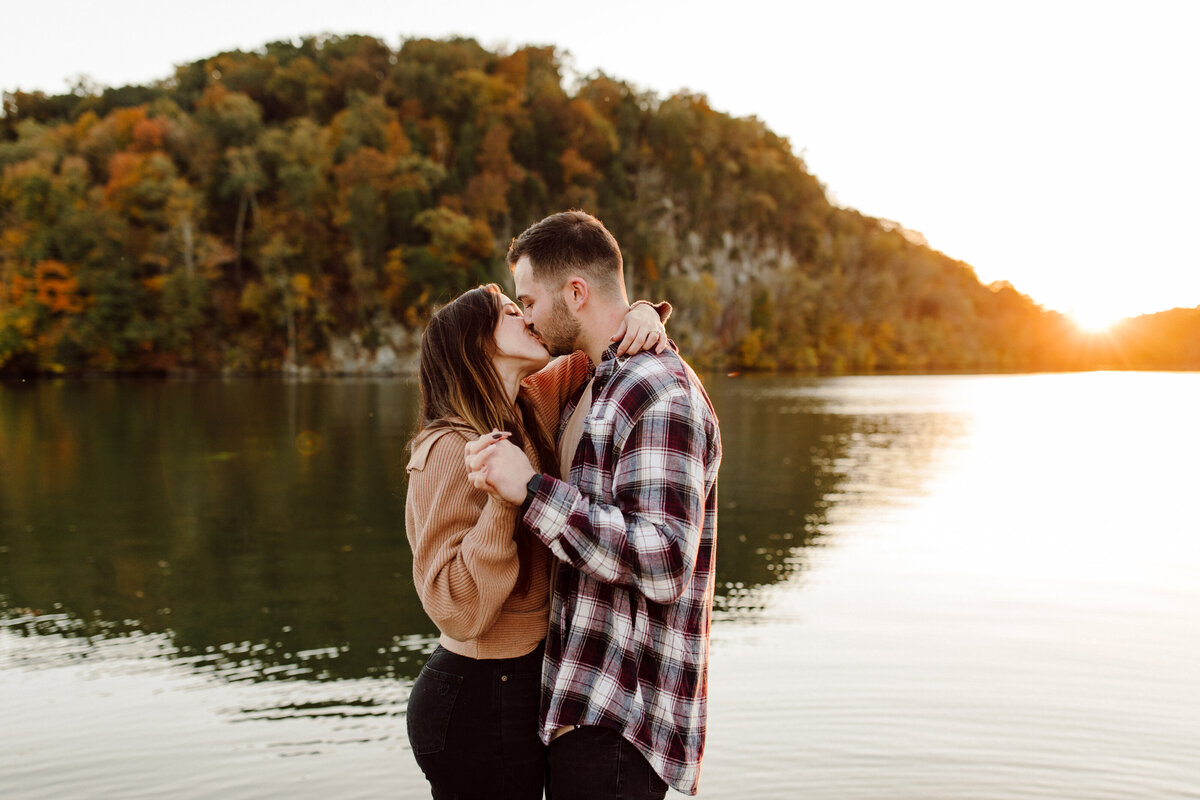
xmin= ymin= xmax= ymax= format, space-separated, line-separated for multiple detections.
xmin=404 ymin=284 xmax=667 ymax=799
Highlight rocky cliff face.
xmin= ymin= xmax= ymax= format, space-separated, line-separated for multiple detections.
xmin=305 ymin=323 xmax=421 ymax=377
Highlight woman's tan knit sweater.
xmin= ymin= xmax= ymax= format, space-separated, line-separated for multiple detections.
xmin=404 ymin=351 xmax=592 ymax=660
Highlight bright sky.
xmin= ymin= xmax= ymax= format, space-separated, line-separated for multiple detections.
xmin=3 ymin=0 xmax=1197 ymax=328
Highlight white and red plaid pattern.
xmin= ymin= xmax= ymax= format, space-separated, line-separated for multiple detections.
xmin=522 ymin=342 xmax=721 ymax=796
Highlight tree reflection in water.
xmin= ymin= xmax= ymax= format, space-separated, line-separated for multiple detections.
xmin=0 ymin=375 xmax=889 ymax=683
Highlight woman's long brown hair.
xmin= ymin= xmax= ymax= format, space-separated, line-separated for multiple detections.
xmin=415 ymin=284 xmax=558 ymax=593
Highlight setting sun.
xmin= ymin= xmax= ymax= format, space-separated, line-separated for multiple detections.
xmin=1054 ymin=288 xmax=1141 ymax=334
xmin=1067 ymin=308 xmax=1123 ymax=335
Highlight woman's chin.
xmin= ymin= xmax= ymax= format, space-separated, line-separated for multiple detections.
xmin=516 ymin=352 xmax=551 ymax=379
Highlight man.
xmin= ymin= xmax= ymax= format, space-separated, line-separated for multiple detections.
xmin=466 ymin=211 xmax=722 ymax=798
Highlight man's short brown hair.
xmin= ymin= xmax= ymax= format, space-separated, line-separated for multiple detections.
xmin=506 ymin=211 xmax=625 ymax=298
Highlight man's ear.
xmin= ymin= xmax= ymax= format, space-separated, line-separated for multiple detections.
xmin=564 ymin=277 xmax=589 ymax=311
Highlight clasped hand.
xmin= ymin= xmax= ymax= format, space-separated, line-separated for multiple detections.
xmin=465 ymin=431 xmax=536 ymax=505
xmin=609 ymin=302 xmax=669 ymax=356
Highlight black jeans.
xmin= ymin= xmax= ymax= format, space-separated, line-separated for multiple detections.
xmin=547 ymin=726 xmax=668 ymax=800
xmin=407 ymin=642 xmax=546 ymax=800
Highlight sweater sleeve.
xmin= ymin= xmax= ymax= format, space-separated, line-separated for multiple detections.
xmin=520 ymin=351 xmax=593 ymax=436
xmin=405 ymin=432 xmax=521 ymax=641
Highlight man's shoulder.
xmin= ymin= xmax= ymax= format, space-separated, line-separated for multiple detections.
xmin=611 ymin=349 xmax=717 ymax=421
xmin=615 ymin=348 xmax=692 ymax=392
xmin=607 ymin=351 xmax=721 ymax=461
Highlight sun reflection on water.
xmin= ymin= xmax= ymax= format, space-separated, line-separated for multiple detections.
xmin=3 ymin=373 xmax=1199 ymax=799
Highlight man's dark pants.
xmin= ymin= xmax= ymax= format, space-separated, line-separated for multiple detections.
xmin=547 ymin=725 xmax=669 ymax=800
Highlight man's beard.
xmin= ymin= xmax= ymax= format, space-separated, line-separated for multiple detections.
xmin=534 ymin=295 xmax=582 ymax=357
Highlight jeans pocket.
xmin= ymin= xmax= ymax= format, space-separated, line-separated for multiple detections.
xmin=406 ymin=664 xmax=463 ymax=756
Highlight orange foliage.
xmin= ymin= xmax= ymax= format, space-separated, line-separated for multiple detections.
xmin=34 ymin=261 xmax=83 ymax=314
xmin=103 ymin=151 xmax=177 ymax=222
xmin=565 ymin=98 xmax=618 ymax=162
xmin=476 ymin=123 xmax=521 ymax=177
xmin=560 ymin=147 xmax=598 ymax=186
xmin=464 ymin=123 xmax=524 ymax=219
xmin=383 ymin=247 xmax=407 ymax=308
xmin=8 ymin=274 xmax=30 ymax=305
xmin=1 ymin=227 xmax=29 ymax=264
xmin=103 ymin=152 xmax=146 ymax=209
xmin=6 ymin=34 xmax=1167 ymax=376
xmin=386 ymin=120 xmax=413 ymax=157
xmin=464 ymin=172 xmax=511 ymax=219
xmin=110 ymin=107 xmax=152 ymax=149
xmin=292 ymin=273 xmax=313 ymax=311
xmin=641 ymin=256 xmax=659 ymax=283
xmin=194 ymin=83 xmax=231 ymax=112
xmin=71 ymin=111 xmax=101 ymax=144
xmin=494 ymin=50 xmax=530 ymax=91
xmin=333 ymin=147 xmax=396 ymax=194
xmin=131 ymin=117 xmax=168 ymax=152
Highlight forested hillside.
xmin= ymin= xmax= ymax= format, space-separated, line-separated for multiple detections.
xmin=1 ymin=35 xmax=1194 ymax=375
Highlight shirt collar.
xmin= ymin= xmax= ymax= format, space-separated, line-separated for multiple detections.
xmin=594 ymin=342 xmax=627 ymax=380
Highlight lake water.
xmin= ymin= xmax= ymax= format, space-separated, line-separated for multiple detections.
xmin=2 ymin=372 xmax=1198 ymax=799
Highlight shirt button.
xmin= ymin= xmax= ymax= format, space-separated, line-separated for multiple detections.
xmin=501 ymin=675 xmax=508 ymax=682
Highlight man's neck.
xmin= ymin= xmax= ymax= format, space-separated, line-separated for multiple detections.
xmin=581 ymin=302 xmax=630 ymax=364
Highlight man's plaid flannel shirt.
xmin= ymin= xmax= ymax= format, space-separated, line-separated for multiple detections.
xmin=521 ymin=342 xmax=721 ymax=796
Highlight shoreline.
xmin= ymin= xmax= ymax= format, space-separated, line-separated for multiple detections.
xmin=3 ymin=362 xmax=1196 ymax=384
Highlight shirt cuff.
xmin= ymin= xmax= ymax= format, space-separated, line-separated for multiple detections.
xmin=520 ymin=473 xmax=543 ymax=513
